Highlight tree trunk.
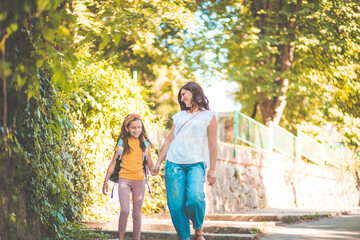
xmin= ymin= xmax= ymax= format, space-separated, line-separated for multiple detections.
xmin=259 ymin=43 xmax=294 ymax=126
xmin=257 ymin=0 xmax=301 ymax=126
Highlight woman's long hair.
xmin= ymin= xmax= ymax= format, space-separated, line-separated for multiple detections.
xmin=115 ymin=113 xmax=153 ymax=155
xmin=177 ymin=82 xmax=210 ymax=111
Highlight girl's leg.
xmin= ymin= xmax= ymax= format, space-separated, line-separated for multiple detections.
xmin=118 ymin=179 xmax=132 ymax=239
xmin=130 ymin=179 xmax=145 ymax=240
xmin=185 ymin=162 xmax=206 ymax=232
xmin=165 ymin=161 xmax=190 ymax=240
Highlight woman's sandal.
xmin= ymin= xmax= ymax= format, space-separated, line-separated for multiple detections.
xmin=195 ymin=234 xmax=205 ymax=240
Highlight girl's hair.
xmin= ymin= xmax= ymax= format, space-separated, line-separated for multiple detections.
xmin=177 ymin=82 xmax=210 ymax=111
xmin=115 ymin=113 xmax=153 ymax=155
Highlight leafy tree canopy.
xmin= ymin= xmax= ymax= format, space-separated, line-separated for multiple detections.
xmin=179 ymin=0 xmax=360 ymax=148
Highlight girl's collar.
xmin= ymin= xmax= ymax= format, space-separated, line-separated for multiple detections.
xmin=128 ymin=137 xmax=139 ymax=141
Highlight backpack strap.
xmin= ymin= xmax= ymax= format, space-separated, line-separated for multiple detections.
xmin=111 ymin=139 xmax=124 ymax=198
xmin=142 ymin=141 xmax=149 ymax=161
xmin=118 ymin=138 xmax=124 ymax=158
xmin=143 ymin=141 xmax=151 ymax=193
xmin=112 ymin=140 xmax=151 ymax=197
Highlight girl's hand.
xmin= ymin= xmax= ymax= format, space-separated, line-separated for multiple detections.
xmin=102 ymin=181 xmax=108 ymax=195
xmin=151 ymin=163 xmax=160 ymax=176
xmin=207 ymin=169 xmax=216 ymax=186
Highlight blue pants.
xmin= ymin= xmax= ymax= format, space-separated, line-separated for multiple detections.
xmin=165 ymin=161 xmax=206 ymax=240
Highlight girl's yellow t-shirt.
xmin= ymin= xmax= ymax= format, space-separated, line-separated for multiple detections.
xmin=118 ymin=138 xmax=151 ymax=180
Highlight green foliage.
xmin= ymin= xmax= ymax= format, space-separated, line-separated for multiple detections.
xmin=180 ymin=0 xmax=360 ymax=150
xmin=0 ymin=70 xmax=106 ymax=239
xmin=0 ymin=0 xmax=76 ymax=100
xmin=24 ymin=76 xmax=87 ymax=238
xmin=250 ymin=226 xmax=264 ymax=239
xmin=62 ymin=48 xmax=166 ymax=221
xmin=72 ymin=0 xmax=195 ymax=119
xmin=1 ymin=1 xmax=103 ymax=238
xmin=281 ymin=1 xmax=360 ymax=149
xmin=143 ymin=159 xmax=167 ymax=215
xmin=282 ymin=213 xmax=329 ymax=224
xmin=54 ymin=222 xmax=109 ymax=240
xmin=2 ymin=1 xmax=179 ymax=238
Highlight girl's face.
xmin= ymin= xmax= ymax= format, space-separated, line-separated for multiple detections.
xmin=127 ymin=119 xmax=142 ymax=139
xmin=180 ymin=89 xmax=193 ymax=108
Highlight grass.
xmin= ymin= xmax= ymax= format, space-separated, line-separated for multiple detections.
xmin=282 ymin=212 xmax=333 ymax=224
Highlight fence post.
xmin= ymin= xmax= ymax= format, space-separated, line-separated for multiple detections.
xmin=233 ymin=110 xmax=238 ymax=158
xmin=321 ymin=138 xmax=326 ymax=167
xmin=267 ymin=121 xmax=273 ymax=163
xmin=268 ymin=121 xmax=274 ymax=154
xmin=341 ymin=143 xmax=345 ymax=167
xmin=296 ymin=129 xmax=302 ymax=162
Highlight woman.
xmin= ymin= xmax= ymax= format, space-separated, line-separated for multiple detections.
xmin=152 ymin=82 xmax=217 ymax=240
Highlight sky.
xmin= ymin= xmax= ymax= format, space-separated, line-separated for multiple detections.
xmin=201 ymin=79 xmax=240 ymax=113
xmin=190 ymin=11 xmax=241 ymax=113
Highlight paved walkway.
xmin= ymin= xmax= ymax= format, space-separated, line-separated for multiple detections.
xmin=88 ymin=208 xmax=360 ymax=240
xmin=261 ymin=213 xmax=360 ymax=240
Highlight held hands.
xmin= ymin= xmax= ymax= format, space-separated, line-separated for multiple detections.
xmin=151 ymin=162 xmax=161 ymax=176
xmin=207 ymin=169 xmax=216 ymax=186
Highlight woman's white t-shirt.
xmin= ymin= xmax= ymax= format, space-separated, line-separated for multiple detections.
xmin=166 ymin=110 xmax=215 ymax=168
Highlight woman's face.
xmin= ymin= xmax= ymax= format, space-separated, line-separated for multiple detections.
xmin=180 ymin=89 xmax=193 ymax=108
xmin=127 ymin=119 xmax=142 ymax=139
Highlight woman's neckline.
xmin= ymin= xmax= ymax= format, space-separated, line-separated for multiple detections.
xmin=185 ymin=108 xmax=205 ymax=114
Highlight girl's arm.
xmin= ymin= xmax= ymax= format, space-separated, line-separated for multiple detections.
xmin=146 ymin=148 xmax=154 ymax=170
xmin=102 ymin=150 xmax=117 ymax=195
xmin=152 ymin=124 xmax=175 ymax=175
xmin=207 ymin=114 xmax=218 ymax=185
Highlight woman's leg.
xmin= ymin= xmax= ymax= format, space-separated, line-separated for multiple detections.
xmin=165 ymin=161 xmax=190 ymax=240
xmin=118 ymin=179 xmax=131 ymax=240
xmin=185 ymin=162 xmax=206 ymax=232
xmin=130 ymin=179 xmax=145 ymax=240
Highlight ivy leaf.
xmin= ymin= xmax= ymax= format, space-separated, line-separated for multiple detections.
xmin=57 ymin=212 xmax=66 ymax=224
xmin=42 ymin=27 xmax=56 ymax=42
xmin=6 ymin=23 xmax=18 ymax=35
xmin=53 ymin=70 xmax=66 ymax=84
xmin=36 ymin=0 xmax=50 ymax=12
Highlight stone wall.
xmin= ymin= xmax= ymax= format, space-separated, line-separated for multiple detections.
xmin=205 ymin=142 xmax=360 ymax=213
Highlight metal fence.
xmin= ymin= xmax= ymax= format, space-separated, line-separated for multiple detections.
xmin=233 ymin=111 xmax=354 ymax=168
xmin=234 ymin=111 xmax=270 ymax=151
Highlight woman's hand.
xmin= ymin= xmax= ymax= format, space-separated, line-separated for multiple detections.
xmin=102 ymin=181 xmax=108 ymax=195
xmin=151 ymin=162 xmax=161 ymax=176
xmin=207 ymin=169 xmax=216 ymax=186
xmin=151 ymin=163 xmax=160 ymax=176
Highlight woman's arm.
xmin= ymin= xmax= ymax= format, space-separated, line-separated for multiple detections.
xmin=102 ymin=150 xmax=117 ymax=195
xmin=151 ymin=124 xmax=175 ymax=175
xmin=207 ymin=114 xmax=217 ymax=185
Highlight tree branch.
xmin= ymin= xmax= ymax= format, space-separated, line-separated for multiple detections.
xmin=0 ymin=27 xmax=9 ymax=240
xmin=1 ymin=29 xmax=8 ymax=158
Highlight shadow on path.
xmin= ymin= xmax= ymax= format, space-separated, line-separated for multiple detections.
xmin=261 ymin=214 xmax=360 ymax=240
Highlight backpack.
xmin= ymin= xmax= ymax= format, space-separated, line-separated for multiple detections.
xmin=110 ymin=139 xmax=151 ymax=198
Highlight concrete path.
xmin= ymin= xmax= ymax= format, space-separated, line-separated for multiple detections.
xmin=87 ymin=208 xmax=360 ymax=240
xmin=261 ymin=213 xmax=360 ymax=240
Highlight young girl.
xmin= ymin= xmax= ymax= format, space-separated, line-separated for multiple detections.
xmin=102 ymin=113 xmax=154 ymax=240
